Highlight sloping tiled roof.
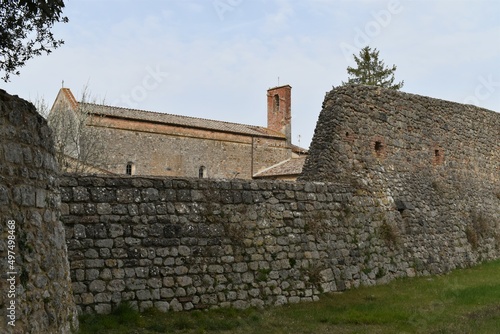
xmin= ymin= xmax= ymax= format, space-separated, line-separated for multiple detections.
xmin=253 ymin=156 xmax=307 ymax=178
xmin=56 ymin=88 xmax=78 ymax=109
xmin=290 ymin=144 xmax=308 ymax=155
xmin=81 ymin=102 xmax=286 ymax=139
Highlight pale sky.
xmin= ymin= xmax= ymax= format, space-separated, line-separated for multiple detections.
xmin=3 ymin=0 xmax=499 ymax=148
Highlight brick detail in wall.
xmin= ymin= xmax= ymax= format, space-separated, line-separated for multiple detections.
xmin=60 ymin=86 xmax=499 ymax=314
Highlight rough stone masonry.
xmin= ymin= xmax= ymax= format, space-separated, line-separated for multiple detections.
xmin=0 ymin=90 xmax=78 ymax=333
xmin=61 ymin=85 xmax=499 ymax=314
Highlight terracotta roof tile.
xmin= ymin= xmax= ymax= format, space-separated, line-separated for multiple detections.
xmin=83 ymin=102 xmax=286 ymax=139
xmin=253 ymin=156 xmax=307 ymax=178
xmin=61 ymin=88 xmax=78 ymax=109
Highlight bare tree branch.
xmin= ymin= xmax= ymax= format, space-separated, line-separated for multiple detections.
xmin=41 ymin=86 xmax=111 ymax=174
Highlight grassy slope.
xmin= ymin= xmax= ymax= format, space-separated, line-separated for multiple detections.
xmin=78 ymin=260 xmax=500 ymax=334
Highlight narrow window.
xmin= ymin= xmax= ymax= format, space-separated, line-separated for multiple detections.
xmin=375 ymin=141 xmax=383 ymax=152
xmin=274 ymin=94 xmax=280 ymax=112
xmin=435 ymin=149 xmax=440 ymax=157
xmin=199 ymin=166 xmax=206 ymax=178
xmin=126 ymin=162 xmax=134 ymax=175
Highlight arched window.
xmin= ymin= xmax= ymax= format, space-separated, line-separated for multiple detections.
xmin=273 ymin=94 xmax=280 ymax=112
xmin=126 ymin=162 xmax=135 ymax=175
xmin=199 ymin=166 xmax=206 ymax=178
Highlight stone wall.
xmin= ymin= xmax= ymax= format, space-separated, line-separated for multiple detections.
xmin=0 ymin=90 xmax=77 ymax=333
xmin=301 ymin=84 xmax=499 ymax=184
xmin=300 ymin=85 xmax=500 ymax=269
xmin=61 ymin=173 xmax=499 ymax=314
xmin=60 ymin=85 xmax=499 ymax=314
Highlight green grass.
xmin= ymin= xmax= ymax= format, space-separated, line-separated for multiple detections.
xmin=78 ymin=260 xmax=500 ymax=334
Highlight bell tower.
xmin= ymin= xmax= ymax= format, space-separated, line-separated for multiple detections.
xmin=267 ymin=85 xmax=292 ymax=145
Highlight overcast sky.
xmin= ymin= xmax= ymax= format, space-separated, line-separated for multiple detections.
xmin=3 ymin=0 xmax=499 ymax=148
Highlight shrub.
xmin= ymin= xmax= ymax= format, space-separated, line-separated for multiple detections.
xmin=379 ymin=220 xmax=400 ymax=249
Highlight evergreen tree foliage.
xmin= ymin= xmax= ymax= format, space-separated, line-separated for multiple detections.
xmin=342 ymin=46 xmax=404 ymax=90
xmin=0 ymin=0 xmax=68 ymax=81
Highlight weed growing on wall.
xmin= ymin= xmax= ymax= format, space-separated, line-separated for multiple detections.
xmin=301 ymin=262 xmax=325 ymax=293
xmin=257 ymin=268 xmax=272 ymax=282
xmin=379 ymin=220 xmax=400 ymax=249
xmin=470 ymin=210 xmax=491 ymax=236
xmin=304 ymin=210 xmax=331 ymax=239
xmin=466 ymin=210 xmax=498 ymax=250
xmin=223 ymin=222 xmax=246 ymax=246
xmin=466 ymin=226 xmax=479 ymax=250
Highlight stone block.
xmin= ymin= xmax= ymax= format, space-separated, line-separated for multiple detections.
xmin=154 ymin=301 xmax=170 ymax=312
xmin=85 ymin=259 xmax=105 ymax=268
xmin=14 ymin=185 xmax=35 ymax=206
xmin=95 ymin=239 xmax=113 ymax=248
xmin=35 ymin=188 xmax=46 ymax=208
xmin=81 ymin=293 xmax=94 ymax=305
xmin=89 ymin=280 xmax=106 ymax=293
xmin=96 ymin=203 xmax=112 ymax=215
xmin=95 ymin=303 xmax=112 ymax=314
xmin=72 ymin=282 xmax=87 ymax=294
xmin=176 ymin=276 xmax=193 ymax=287
xmin=136 ymin=289 xmax=152 ymax=301
xmin=108 ymin=224 xmax=124 ymax=238
xmin=232 ymin=262 xmax=248 ymax=273
xmin=116 ymin=188 xmax=141 ymax=203
xmin=100 ymin=268 xmax=112 ymax=280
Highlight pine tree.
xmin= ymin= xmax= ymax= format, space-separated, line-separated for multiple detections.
xmin=342 ymin=46 xmax=404 ymax=90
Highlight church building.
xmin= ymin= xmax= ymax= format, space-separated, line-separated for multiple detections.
xmin=50 ymin=85 xmax=307 ymax=180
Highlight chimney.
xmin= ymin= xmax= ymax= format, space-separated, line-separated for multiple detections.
xmin=267 ymin=85 xmax=292 ymax=145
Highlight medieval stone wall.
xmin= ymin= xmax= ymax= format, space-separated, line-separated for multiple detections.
xmin=0 ymin=90 xmax=77 ymax=333
xmin=301 ymin=84 xmax=499 ymax=184
xmin=59 ymin=85 xmax=499 ymax=315
xmin=300 ymin=85 xmax=500 ymax=268
xmin=61 ymin=173 xmax=499 ymax=314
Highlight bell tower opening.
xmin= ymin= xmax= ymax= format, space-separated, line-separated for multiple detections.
xmin=267 ymin=85 xmax=292 ymax=145
xmin=273 ymin=94 xmax=280 ymax=112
